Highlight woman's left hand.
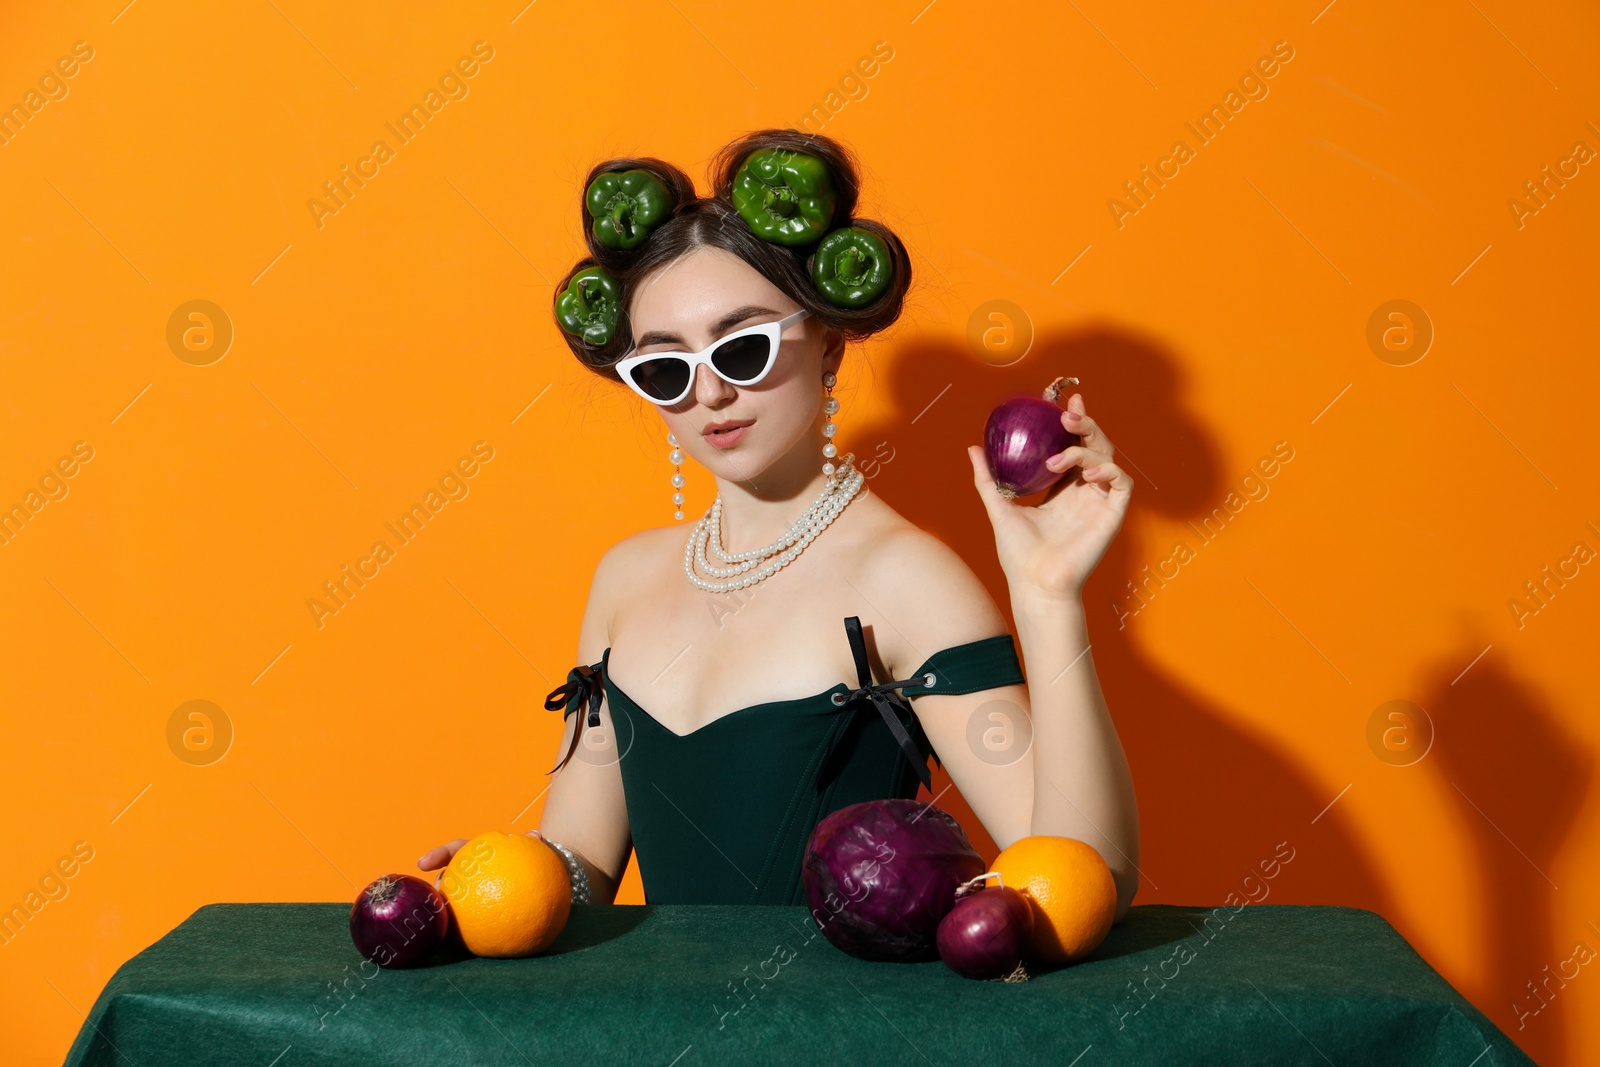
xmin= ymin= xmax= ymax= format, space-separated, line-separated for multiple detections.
xmin=967 ymin=389 xmax=1133 ymax=604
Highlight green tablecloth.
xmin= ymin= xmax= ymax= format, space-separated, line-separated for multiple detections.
xmin=63 ymin=902 xmax=1532 ymax=1066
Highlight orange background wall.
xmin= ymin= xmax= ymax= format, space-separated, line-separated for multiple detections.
xmin=2 ymin=1 xmax=1596 ymax=1063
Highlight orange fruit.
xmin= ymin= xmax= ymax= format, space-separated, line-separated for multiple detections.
xmin=438 ymin=830 xmax=571 ymax=958
xmin=991 ymin=835 xmax=1117 ymax=964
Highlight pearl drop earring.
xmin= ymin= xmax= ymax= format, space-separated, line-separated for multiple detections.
xmin=668 ymin=431 xmax=685 ymax=521
xmin=821 ymin=371 xmax=839 ymax=477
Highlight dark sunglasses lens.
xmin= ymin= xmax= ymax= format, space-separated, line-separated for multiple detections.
xmin=711 ymin=334 xmax=773 ymax=382
xmin=631 ymin=357 xmax=691 ymax=402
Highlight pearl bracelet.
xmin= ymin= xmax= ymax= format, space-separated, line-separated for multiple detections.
xmin=544 ymin=837 xmax=591 ymax=904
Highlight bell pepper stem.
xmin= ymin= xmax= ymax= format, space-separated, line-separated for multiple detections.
xmin=610 ymin=199 xmax=632 ymax=240
xmin=837 ymin=246 xmax=868 ymax=286
xmin=765 ymin=186 xmax=797 ymax=218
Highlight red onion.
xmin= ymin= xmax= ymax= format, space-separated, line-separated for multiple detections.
xmin=983 ymin=376 xmax=1082 ymax=498
xmin=936 ymin=874 xmax=1034 ymax=981
xmin=350 ymin=873 xmax=450 ymax=968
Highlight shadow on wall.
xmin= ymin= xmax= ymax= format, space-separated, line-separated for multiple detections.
xmin=853 ymin=322 xmax=1589 ymax=1063
xmin=1425 ymin=646 xmax=1591 ymax=1066
xmin=854 ymin=323 xmax=1391 ymax=898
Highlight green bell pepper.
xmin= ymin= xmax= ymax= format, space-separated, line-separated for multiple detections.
xmin=810 ymin=227 xmax=892 ymax=308
xmin=585 ymin=169 xmax=674 ymax=250
xmin=731 ymin=148 xmax=837 ymax=247
xmin=555 ymin=266 xmax=621 ymax=346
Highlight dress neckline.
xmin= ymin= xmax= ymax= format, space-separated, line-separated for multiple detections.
xmin=603 ymin=652 xmax=853 ymax=740
xmin=601 ymin=632 xmax=1011 ymax=741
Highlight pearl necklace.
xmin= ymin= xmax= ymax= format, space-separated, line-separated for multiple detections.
xmin=684 ymin=453 xmax=862 ymax=593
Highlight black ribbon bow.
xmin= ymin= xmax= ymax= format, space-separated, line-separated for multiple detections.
xmin=831 ymin=615 xmax=939 ymax=790
xmin=543 ymin=659 xmax=605 ymax=775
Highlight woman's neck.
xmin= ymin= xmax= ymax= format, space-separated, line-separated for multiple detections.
xmin=707 ymin=419 xmax=842 ymax=553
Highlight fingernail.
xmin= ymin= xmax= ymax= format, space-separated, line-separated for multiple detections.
xmin=416 ymin=855 xmax=428 ymax=866
xmin=1083 ymin=465 xmax=1101 ymax=477
xmin=1064 ymin=410 xmax=1082 ymax=422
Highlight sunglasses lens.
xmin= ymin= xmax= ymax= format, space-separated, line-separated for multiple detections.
xmin=630 ymin=357 xmax=692 ymax=403
xmin=711 ymin=334 xmax=773 ymax=382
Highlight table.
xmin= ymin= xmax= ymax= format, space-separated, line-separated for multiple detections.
xmin=63 ymin=902 xmax=1532 ymax=1066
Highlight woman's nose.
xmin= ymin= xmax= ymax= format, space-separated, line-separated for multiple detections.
xmin=692 ymin=361 xmax=735 ymax=405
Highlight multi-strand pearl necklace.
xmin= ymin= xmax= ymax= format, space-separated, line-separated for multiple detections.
xmin=683 ymin=453 xmax=862 ymax=593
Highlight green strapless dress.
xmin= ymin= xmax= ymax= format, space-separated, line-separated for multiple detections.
xmin=543 ymin=615 xmax=1026 ymax=905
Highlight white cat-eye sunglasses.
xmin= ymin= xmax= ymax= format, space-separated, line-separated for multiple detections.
xmin=615 ymin=309 xmax=810 ymax=406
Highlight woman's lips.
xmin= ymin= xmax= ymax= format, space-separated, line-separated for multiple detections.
xmin=703 ymin=422 xmax=752 ymax=449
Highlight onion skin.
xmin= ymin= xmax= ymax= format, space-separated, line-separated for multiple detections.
xmin=937 ymin=886 xmax=1035 ymax=981
xmin=983 ymin=378 xmax=1082 ymax=499
xmin=350 ymin=873 xmax=450 ymax=969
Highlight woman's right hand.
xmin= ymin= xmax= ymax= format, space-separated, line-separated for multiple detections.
xmin=417 ymin=831 xmax=546 ymax=874
xmin=417 ymin=839 xmax=467 ymax=874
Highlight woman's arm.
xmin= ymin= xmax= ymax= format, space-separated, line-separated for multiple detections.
xmin=965 ymin=387 xmax=1141 ymax=920
xmin=862 ymin=528 xmax=1141 ymax=923
xmin=536 ymin=539 xmax=639 ymax=904
xmin=1010 ymin=588 xmax=1141 ymax=921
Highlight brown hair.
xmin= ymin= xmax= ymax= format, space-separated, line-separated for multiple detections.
xmin=553 ymin=129 xmax=911 ymax=382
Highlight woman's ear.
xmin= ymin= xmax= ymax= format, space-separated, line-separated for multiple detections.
xmin=821 ymin=323 xmax=846 ymax=377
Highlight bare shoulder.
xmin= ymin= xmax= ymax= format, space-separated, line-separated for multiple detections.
xmin=849 ymin=512 xmax=1009 ymax=675
xmin=595 ymin=525 xmax=676 ymax=582
xmin=582 ymin=526 xmax=677 ymax=644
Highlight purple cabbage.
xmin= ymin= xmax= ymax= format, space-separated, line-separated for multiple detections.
xmin=802 ymin=799 xmax=984 ymax=962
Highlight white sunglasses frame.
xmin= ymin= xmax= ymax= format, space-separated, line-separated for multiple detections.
xmin=615 ymin=309 xmax=811 ymax=406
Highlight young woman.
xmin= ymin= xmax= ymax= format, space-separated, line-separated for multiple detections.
xmin=419 ymin=129 xmax=1140 ymax=919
